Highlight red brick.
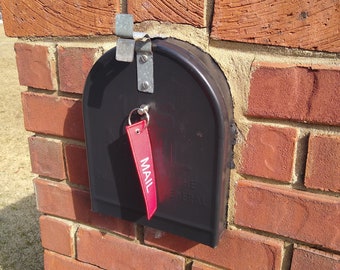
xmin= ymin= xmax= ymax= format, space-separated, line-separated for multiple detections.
xmin=247 ymin=66 xmax=340 ymax=126
xmin=247 ymin=66 xmax=313 ymax=121
xmin=44 ymin=250 xmax=101 ymax=270
xmin=128 ymin=0 xmax=205 ymax=27
xmin=192 ymin=261 xmax=222 ymax=270
xmin=239 ymin=125 xmax=297 ymax=182
xmin=305 ymin=135 xmax=340 ymax=192
xmin=145 ymin=228 xmax=284 ymax=270
xmin=28 ymin=136 xmax=66 ymax=180
xmin=77 ymin=227 xmax=185 ymax=270
xmin=2 ymin=0 xmax=120 ymax=37
xmin=39 ymin=216 xmax=74 ymax=257
xmin=34 ymin=178 xmax=135 ymax=238
xmin=291 ymin=246 xmax=340 ymax=270
xmin=211 ymin=0 xmax=340 ymax=53
xmin=235 ymin=180 xmax=340 ymax=251
xmin=64 ymin=144 xmax=89 ymax=187
xmin=21 ymin=92 xmax=84 ymax=141
xmin=307 ymin=70 xmax=340 ymax=126
xmin=14 ymin=43 xmax=57 ymax=90
xmin=58 ymin=47 xmax=99 ymax=94
xmin=87 ymin=211 xmax=135 ymax=238
xmin=34 ymin=178 xmax=90 ymax=220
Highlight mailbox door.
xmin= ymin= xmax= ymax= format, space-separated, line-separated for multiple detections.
xmin=83 ymin=38 xmax=234 ymax=247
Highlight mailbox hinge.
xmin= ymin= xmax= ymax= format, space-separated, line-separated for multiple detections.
xmin=115 ymin=14 xmax=154 ymax=94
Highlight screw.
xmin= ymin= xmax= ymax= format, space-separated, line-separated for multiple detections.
xmin=140 ymin=81 xmax=150 ymax=91
xmin=139 ymin=54 xmax=148 ymax=63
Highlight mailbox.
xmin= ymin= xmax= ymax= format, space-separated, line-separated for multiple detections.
xmin=83 ymin=37 xmax=234 ymax=247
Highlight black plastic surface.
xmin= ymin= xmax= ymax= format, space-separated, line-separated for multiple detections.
xmin=83 ymin=38 xmax=233 ymax=247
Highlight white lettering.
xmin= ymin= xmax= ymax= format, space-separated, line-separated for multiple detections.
xmin=140 ymin=157 xmax=153 ymax=194
xmin=146 ymin=181 xmax=153 ymax=193
xmin=143 ymin=170 xmax=151 ymax=182
xmin=140 ymin=157 xmax=150 ymax=171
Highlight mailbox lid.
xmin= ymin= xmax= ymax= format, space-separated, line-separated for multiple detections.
xmin=83 ymin=38 xmax=234 ymax=247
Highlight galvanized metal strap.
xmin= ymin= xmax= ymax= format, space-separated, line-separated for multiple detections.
xmin=115 ymin=14 xmax=154 ymax=94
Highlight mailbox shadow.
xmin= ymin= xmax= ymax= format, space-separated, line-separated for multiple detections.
xmin=0 ymin=194 xmax=43 ymax=269
xmin=108 ymin=136 xmax=145 ymax=220
xmin=107 ymin=118 xmax=145 ymax=221
xmin=64 ymin=95 xmax=145 ymax=223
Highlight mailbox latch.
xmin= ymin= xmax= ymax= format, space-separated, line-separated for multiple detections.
xmin=115 ymin=14 xmax=154 ymax=94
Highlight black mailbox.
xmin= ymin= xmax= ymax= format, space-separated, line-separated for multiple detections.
xmin=83 ymin=38 xmax=234 ymax=247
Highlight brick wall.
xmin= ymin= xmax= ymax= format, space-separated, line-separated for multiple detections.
xmin=2 ymin=0 xmax=340 ymax=269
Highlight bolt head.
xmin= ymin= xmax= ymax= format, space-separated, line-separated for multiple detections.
xmin=140 ymin=81 xmax=150 ymax=91
xmin=139 ymin=54 xmax=149 ymax=63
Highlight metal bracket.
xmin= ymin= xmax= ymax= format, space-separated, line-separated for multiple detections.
xmin=115 ymin=14 xmax=154 ymax=94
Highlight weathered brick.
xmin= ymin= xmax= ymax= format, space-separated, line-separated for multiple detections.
xmin=2 ymin=0 xmax=120 ymax=37
xmin=291 ymin=246 xmax=340 ymax=270
xmin=192 ymin=261 xmax=222 ymax=270
xmin=28 ymin=136 xmax=66 ymax=180
xmin=128 ymin=0 xmax=205 ymax=27
xmin=247 ymin=66 xmax=313 ymax=121
xmin=64 ymin=144 xmax=89 ymax=187
xmin=21 ymin=92 xmax=84 ymax=141
xmin=247 ymin=66 xmax=340 ymax=126
xmin=34 ymin=178 xmax=135 ymax=238
xmin=145 ymin=228 xmax=284 ymax=270
xmin=58 ymin=47 xmax=99 ymax=94
xmin=14 ymin=43 xmax=57 ymax=90
xmin=239 ymin=124 xmax=297 ymax=182
xmin=305 ymin=135 xmax=340 ymax=192
xmin=44 ymin=250 xmax=101 ymax=270
xmin=77 ymin=227 xmax=185 ymax=270
xmin=307 ymin=70 xmax=340 ymax=126
xmin=34 ymin=178 xmax=90 ymax=220
xmin=211 ymin=0 xmax=340 ymax=52
xmin=235 ymin=180 xmax=340 ymax=251
xmin=39 ymin=216 xmax=75 ymax=257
